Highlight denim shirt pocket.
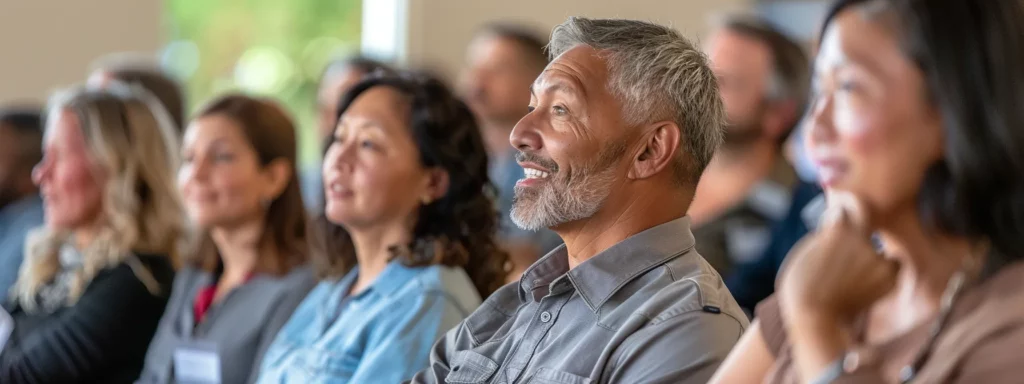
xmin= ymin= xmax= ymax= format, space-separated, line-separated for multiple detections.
xmin=526 ymin=367 xmax=592 ymax=384
xmin=445 ymin=350 xmax=499 ymax=384
xmin=298 ymin=349 xmax=361 ymax=381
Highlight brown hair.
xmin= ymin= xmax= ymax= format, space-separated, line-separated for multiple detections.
xmin=185 ymin=94 xmax=307 ymax=275
xmin=312 ymin=73 xmax=509 ymax=298
xmin=93 ymin=58 xmax=187 ymax=136
xmin=717 ymin=14 xmax=811 ymax=144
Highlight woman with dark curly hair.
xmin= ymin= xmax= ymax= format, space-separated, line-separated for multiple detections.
xmin=255 ymin=73 xmax=508 ymax=383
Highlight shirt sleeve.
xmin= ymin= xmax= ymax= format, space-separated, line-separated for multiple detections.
xmin=245 ymin=273 xmax=315 ymax=384
xmin=351 ymin=291 xmax=463 ymax=384
xmin=601 ymin=310 xmax=746 ymax=384
xmin=0 ymin=264 xmax=169 ymax=383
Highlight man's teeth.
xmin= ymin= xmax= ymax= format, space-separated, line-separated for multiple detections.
xmin=524 ymin=168 xmax=550 ymax=179
xmin=331 ymin=183 xmax=343 ymax=192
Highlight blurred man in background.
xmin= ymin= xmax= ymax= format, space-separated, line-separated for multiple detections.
xmin=459 ymin=23 xmax=561 ymax=281
xmin=303 ymin=56 xmax=393 ymax=211
xmin=691 ymin=15 xmax=810 ymax=277
xmin=88 ymin=57 xmax=188 ymax=136
xmin=0 ymin=107 xmax=45 ymax=297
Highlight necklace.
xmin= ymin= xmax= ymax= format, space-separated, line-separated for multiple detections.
xmin=897 ymin=243 xmax=986 ymax=383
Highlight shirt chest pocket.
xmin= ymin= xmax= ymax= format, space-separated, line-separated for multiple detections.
xmin=297 ymin=349 xmax=361 ymax=381
xmin=445 ymin=350 xmax=498 ymax=384
xmin=526 ymin=368 xmax=592 ymax=384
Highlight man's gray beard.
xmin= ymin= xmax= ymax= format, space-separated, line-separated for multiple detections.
xmin=509 ymin=163 xmax=617 ymax=232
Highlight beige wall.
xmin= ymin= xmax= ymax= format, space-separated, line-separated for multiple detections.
xmin=404 ymin=0 xmax=751 ymax=81
xmin=0 ymin=1 xmax=749 ymax=103
xmin=0 ymin=0 xmax=163 ymax=104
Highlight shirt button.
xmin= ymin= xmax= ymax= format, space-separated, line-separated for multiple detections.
xmin=540 ymin=311 xmax=552 ymax=323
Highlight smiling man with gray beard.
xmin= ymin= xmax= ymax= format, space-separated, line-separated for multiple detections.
xmin=408 ymin=17 xmax=747 ymax=384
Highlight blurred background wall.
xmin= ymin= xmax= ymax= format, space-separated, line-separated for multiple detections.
xmin=0 ymin=0 xmax=827 ymax=165
xmin=0 ymin=0 xmax=162 ymax=104
xmin=402 ymin=0 xmax=749 ymax=81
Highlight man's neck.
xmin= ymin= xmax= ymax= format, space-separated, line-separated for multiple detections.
xmin=690 ymin=140 xmax=778 ymax=225
xmin=556 ymin=185 xmax=690 ymax=269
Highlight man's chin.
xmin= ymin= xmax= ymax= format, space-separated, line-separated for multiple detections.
xmin=510 ymin=202 xmax=553 ymax=232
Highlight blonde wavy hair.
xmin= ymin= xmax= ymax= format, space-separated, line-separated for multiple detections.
xmin=13 ymin=84 xmax=188 ymax=312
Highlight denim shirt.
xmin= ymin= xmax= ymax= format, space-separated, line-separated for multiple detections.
xmin=256 ymin=261 xmax=482 ymax=384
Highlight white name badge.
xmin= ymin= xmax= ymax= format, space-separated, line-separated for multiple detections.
xmin=0 ymin=306 xmax=13 ymax=352
xmin=173 ymin=342 xmax=222 ymax=384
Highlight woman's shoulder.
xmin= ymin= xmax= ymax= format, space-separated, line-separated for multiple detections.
xmin=397 ymin=264 xmax=481 ymax=311
xmin=914 ymin=262 xmax=1024 ymax=381
xmin=259 ymin=264 xmax=316 ymax=295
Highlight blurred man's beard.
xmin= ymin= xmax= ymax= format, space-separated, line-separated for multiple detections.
xmin=722 ymin=105 xmax=768 ymax=149
xmin=722 ymin=121 xmax=765 ymax=148
xmin=510 ymin=143 xmax=625 ymax=231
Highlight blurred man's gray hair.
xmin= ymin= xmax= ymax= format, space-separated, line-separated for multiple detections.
xmin=547 ymin=17 xmax=725 ymax=184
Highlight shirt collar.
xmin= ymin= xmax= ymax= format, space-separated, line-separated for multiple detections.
xmin=518 ymin=216 xmax=696 ymax=312
xmin=341 ymin=259 xmax=423 ymax=301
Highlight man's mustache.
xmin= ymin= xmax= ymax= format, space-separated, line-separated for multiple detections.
xmin=515 ymin=151 xmax=559 ymax=173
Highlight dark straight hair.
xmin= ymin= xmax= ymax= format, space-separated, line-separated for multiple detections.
xmin=821 ymin=0 xmax=1024 ymax=269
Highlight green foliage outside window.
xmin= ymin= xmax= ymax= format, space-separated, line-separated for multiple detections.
xmin=164 ymin=0 xmax=362 ymax=167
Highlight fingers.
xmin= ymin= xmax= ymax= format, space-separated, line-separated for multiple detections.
xmin=822 ymin=190 xmax=871 ymax=237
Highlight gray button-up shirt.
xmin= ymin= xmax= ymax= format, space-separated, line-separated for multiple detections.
xmin=408 ymin=217 xmax=748 ymax=384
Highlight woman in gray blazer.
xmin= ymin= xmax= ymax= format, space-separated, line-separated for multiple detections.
xmin=137 ymin=94 xmax=315 ymax=384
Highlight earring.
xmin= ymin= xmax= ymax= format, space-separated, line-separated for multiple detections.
xmin=421 ymin=195 xmax=433 ymax=205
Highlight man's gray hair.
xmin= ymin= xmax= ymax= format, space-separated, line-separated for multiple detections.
xmin=547 ymin=17 xmax=725 ymax=183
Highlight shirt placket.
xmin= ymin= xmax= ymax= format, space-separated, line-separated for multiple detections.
xmin=503 ymin=279 xmax=575 ymax=384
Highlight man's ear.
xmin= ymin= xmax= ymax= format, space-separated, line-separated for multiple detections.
xmin=628 ymin=121 xmax=681 ymax=180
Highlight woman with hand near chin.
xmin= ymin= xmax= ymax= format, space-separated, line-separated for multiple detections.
xmin=711 ymin=0 xmax=1024 ymax=383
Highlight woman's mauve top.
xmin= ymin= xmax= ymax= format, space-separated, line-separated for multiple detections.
xmin=757 ymin=261 xmax=1024 ymax=383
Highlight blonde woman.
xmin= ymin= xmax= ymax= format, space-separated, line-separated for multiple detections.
xmin=0 ymin=85 xmax=186 ymax=383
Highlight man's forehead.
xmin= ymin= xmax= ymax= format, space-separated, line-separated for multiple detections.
xmin=532 ymin=45 xmax=608 ymax=96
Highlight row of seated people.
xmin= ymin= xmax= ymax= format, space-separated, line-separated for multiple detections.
xmin=2 ymin=0 xmax=1024 ymax=382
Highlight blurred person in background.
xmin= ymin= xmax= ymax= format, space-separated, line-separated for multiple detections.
xmin=302 ymin=56 xmax=394 ymax=211
xmin=712 ymin=0 xmax=1024 ymax=382
xmin=460 ymin=23 xmax=561 ymax=282
xmin=0 ymin=107 xmax=45 ymax=298
xmin=0 ymin=85 xmax=186 ymax=383
xmin=692 ymin=14 xmax=811 ymax=277
xmin=410 ymin=17 xmax=745 ymax=384
xmin=256 ymin=73 xmax=507 ymax=383
xmin=137 ymin=95 xmax=315 ymax=384
xmin=88 ymin=56 xmax=188 ymax=137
